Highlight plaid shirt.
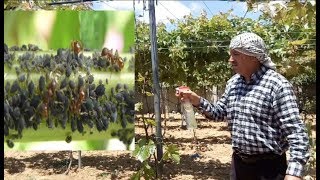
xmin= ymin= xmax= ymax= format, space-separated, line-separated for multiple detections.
xmin=197 ymin=65 xmax=310 ymax=177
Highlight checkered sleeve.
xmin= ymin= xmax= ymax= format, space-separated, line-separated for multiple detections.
xmin=196 ymin=84 xmax=230 ymax=121
xmin=273 ymin=82 xmax=310 ymax=177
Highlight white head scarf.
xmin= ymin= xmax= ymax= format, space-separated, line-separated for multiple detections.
xmin=229 ymin=32 xmax=276 ymax=70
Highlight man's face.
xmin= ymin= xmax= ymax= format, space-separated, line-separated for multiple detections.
xmin=228 ymin=49 xmax=258 ymax=75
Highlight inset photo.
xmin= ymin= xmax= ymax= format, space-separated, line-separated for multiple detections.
xmin=4 ymin=10 xmax=135 ymax=151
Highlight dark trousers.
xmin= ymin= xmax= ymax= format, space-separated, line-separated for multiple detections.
xmin=231 ymin=151 xmax=287 ymax=180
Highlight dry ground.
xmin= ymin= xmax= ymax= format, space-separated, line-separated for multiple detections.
xmin=4 ymin=114 xmax=316 ymax=180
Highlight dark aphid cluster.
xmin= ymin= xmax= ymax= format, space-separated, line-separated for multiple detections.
xmin=4 ymin=43 xmax=128 ymax=81
xmin=4 ymin=43 xmax=16 ymax=67
xmin=4 ymin=75 xmax=134 ymax=147
xmin=4 ymin=43 xmax=134 ymax=148
xmin=8 ymin=44 xmax=41 ymax=51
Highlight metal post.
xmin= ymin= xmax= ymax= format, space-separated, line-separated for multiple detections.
xmin=78 ymin=150 xmax=82 ymax=169
xmin=148 ymin=0 xmax=163 ymax=177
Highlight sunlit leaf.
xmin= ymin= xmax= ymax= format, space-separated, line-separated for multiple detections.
xmin=289 ymin=39 xmax=307 ymax=46
xmin=133 ymin=139 xmax=156 ymax=162
xmin=145 ymin=92 xmax=153 ymax=96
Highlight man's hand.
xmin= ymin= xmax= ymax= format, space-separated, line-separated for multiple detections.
xmin=284 ymin=175 xmax=302 ymax=180
xmin=178 ymin=89 xmax=201 ymax=107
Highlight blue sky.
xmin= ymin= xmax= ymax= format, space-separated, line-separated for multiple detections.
xmin=92 ymin=1 xmax=263 ymax=27
xmin=179 ymin=1 xmax=262 ymax=19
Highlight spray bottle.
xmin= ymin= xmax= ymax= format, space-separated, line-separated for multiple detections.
xmin=175 ymin=86 xmax=197 ymax=129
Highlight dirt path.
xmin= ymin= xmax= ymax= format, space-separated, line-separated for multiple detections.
xmin=4 ymin=114 xmax=316 ymax=180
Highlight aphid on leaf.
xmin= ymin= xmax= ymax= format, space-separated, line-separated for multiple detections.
xmin=39 ymin=76 xmax=46 ymax=92
xmin=11 ymin=95 xmax=20 ymax=107
xmin=15 ymin=67 xmax=21 ymax=76
xmin=56 ymin=90 xmax=65 ymax=102
xmin=4 ymin=43 xmax=9 ymax=54
xmin=4 ymin=102 xmax=9 ymax=115
xmin=97 ymin=56 xmax=108 ymax=68
xmin=28 ymin=44 xmax=40 ymax=51
xmin=88 ymin=74 xmax=94 ymax=84
xmin=110 ymin=87 xmax=115 ymax=96
xmin=18 ymin=116 xmax=26 ymax=133
xmin=120 ymin=116 xmax=127 ymax=128
xmin=65 ymin=135 xmax=72 ymax=143
xmin=10 ymin=80 xmax=20 ymax=94
xmin=60 ymin=78 xmax=68 ymax=89
xmin=115 ymin=83 xmax=122 ymax=92
xmin=101 ymin=116 xmax=109 ymax=130
xmin=89 ymin=84 xmax=96 ymax=91
xmin=5 ymin=81 xmax=11 ymax=93
xmin=95 ymin=84 xmax=105 ymax=97
xmin=60 ymin=114 xmax=67 ymax=129
xmin=95 ymin=119 xmax=103 ymax=132
xmin=35 ymin=114 xmax=42 ymax=125
xmin=21 ymin=44 xmax=27 ymax=51
xmin=30 ymin=95 xmax=41 ymax=109
xmin=71 ymin=117 xmax=77 ymax=132
xmin=18 ymin=74 xmax=26 ymax=82
xmin=4 ymin=122 xmax=9 ymax=136
xmin=69 ymin=80 xmax=76 ymax=90
xmin=57 ymin=48 xmax=64 ymax=58
xmin=123 ymin=83 xmax=128 ymax=90
xmin=77 ymin=118 xmax=84 ymax=133
xmin=66 ymin=65 xmax=72 ymax=77
xmin=104 ymin=102 xmax=112 ymax=114
xmin=32 ymin=122 xmax=38 ymax=131
xmin=115 ymin=93 xmax=124 ymax=103
xmin=28 ymin=81 xmax=35 ymax=96
xmin=10 ymin=45 xmax=20 ymax=51
xmin=87 ymin=119 xmax=94 ymax=129
xmin=46 ymin=117 xmax=53 ymax=129
xmin=6 ymin=139 xmax=14 ymax=148
xmin=78 ymin=75 xmax=84 ymax=88
xmin=89 ymin=90 xmax=96 ymax=98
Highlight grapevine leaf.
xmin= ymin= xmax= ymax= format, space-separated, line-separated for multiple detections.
xmin=133 ymin=139 xmax=155 ymax=162
xmin=162 ymin=144 xmax=180 ymax=164
xmin=145 ymin=92 xmax=153 ymax=96
xmin=145 ymin=119 xmax=156 ymax=126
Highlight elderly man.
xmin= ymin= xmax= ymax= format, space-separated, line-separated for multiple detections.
xmin=178 ymin=32 xmax=310 ymax=180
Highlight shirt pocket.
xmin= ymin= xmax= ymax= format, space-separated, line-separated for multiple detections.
xmin=245 ymin=92 xmax=272 ymax=120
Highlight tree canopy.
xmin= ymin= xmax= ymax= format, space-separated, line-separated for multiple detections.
xmin=135 ymin=0 xmax=315 ymax=92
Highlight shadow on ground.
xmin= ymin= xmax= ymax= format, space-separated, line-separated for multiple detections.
xmin=4 ymin=151 xmax=139 ymax=175
xmin=4 ymin=151 xmax=232 ymax=179
xmin=164 ymin=135 xmax=231 ymax=145
xmin=162 ymin=154 xmax=231 ymax=180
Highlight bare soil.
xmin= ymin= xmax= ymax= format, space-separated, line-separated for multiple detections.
xmin=4 ymin=114 xmax=316 ymax=180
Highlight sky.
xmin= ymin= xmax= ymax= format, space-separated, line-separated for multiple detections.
xmin=92 ymin=0 xmax=263 ymax=28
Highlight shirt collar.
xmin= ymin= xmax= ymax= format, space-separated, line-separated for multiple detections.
xmin=239 ymin=65 xmax=269 ymax=84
